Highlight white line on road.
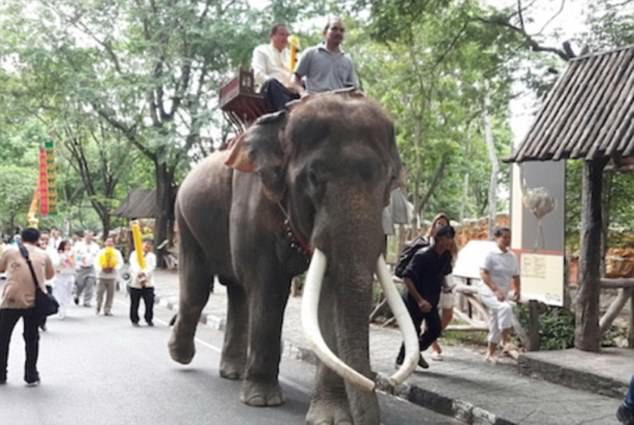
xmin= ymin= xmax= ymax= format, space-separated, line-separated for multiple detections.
xmin=115 ymin=298 xmax=309 ymax=395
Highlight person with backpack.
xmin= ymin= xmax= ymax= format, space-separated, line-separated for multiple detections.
xmin=395 ymin=225 xmax=456 ymax=370
xmin=426 ymin=213 xmax=458 ymax=361
xmin=0 ymin=228 xmax=55 ymax=386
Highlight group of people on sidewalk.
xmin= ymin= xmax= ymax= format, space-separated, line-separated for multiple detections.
xmin=0 ymin=227 xmax=157 ymax=386
xmin=396 ymin=213 xmax=522 ymax=368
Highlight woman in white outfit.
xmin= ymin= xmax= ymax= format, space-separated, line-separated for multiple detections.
xmin=53 ymin=240 xmax=75 ymax=319
xmin=479 ymin=227 xmax=521 ymax=363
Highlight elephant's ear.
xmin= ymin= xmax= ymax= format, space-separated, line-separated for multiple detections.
xmin=244 ymin=111 xmax=288 ymax=201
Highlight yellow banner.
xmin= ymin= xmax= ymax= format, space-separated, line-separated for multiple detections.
xmin=131 ymin=221 xmax=146 ymax=270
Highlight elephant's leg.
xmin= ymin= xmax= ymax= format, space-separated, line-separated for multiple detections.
xmin=168 ymin=223 xmax=212 ymax=365
xmin=306 ymin=282 xmax=352 ymax=425
xmin=219 ymin=279 xmax=248 ymax=380
xmin=240 ymin=274 xmax=291 ymax=407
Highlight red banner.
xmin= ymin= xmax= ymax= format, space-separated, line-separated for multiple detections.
xmin=38 ymin=147 xmax=49 ymax=216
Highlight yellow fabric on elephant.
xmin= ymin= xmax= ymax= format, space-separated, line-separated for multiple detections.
xmin=98 ymin=247 xmax=119 ymax=269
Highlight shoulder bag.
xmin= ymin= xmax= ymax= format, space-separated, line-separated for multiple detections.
xmin=18 ymin=243 xmax=59 ymax=318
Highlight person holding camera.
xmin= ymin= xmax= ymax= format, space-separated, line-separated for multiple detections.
xmin=0 ymin=228 xmax=54 ymax=386
xmin=128 ymin=239 xmax=157 ymax=327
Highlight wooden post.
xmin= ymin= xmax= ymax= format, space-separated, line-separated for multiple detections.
xmin=629 ymin=288 xmax=634 ymax=348
xmin=574 ymin=158 xmax=607 ymax=352
xmin=527 ymin=300 xmax=541 ymax=351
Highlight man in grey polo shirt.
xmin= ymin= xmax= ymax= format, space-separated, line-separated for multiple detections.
xmin=293 ymin=17 xmax=358 ymax=94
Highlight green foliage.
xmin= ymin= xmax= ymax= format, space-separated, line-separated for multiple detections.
xmin=516 ymin=304 xmax=575 ymax=350
xmin=0 ymin=165 xmax=36 ymax=235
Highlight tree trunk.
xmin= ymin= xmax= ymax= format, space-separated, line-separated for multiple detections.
xmin=482 ymin=85 xmax=498 ymax=238
xmin=574 ymin=158 xmax=607 ymax=352
xmin=460 ymin=172 xmax=469 ymax=221
xmin=155 ymin=161 xmax=175 ymax=268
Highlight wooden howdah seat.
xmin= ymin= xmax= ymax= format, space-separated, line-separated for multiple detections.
xmin=219 ymin=69 xmax=268 ymax=132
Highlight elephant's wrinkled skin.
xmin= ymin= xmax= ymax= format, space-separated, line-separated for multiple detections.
xmin=169 ymin=95 xmax=400 ymax=425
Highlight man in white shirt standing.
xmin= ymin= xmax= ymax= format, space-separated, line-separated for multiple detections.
xmin=251 ymin=23 xmax=300 ymax=111
xmin=129 ymin=239 xmax=157 ymax=327
xmin=72 ymin=231 xmax=100 ymax=307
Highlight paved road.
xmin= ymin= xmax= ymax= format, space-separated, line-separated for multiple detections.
xmin=0 ymin=293 xmax=459 ymax=425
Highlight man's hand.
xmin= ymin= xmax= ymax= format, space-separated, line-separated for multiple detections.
xmin=495 ymin=289 xmax=506 ymax=302
xmin=417 ymin=298 xmax=432 ymax=313
xmin=511 ymin=291 xmax=521 ymax=302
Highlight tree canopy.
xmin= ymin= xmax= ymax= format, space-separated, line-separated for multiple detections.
xmin=0 ymin=0 xmax=632 ymax=247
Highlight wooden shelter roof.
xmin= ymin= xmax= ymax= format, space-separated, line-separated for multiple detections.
xmin=114 ymin=189 xmax=159 ymax=219
xmin=508 ymin=45 xmax=634 ymax=163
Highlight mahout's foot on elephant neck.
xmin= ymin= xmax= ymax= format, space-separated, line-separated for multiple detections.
xmin=168 ymin=332 xmax=195 ymax=365
xmin=240 ymin=379 xmax=285 ymax=406
xmin=306 ymin=396 xmax=353 ymax=425
xmin=219 ymin=357 xmax=245 ymax=380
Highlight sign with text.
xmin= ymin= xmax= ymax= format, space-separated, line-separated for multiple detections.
xmin=520 ymin=253 xmax=565 ymax=306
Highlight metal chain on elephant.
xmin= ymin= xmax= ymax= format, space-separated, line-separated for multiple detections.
xmin=277 ymin=201 xmax=313 ymax=261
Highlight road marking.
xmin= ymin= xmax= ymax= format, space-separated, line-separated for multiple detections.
xmin=115 ymin=298 xmax=309 ymax=394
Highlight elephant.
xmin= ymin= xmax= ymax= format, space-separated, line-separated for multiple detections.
xmin=168 ymin=93 xmax=419 ymax=425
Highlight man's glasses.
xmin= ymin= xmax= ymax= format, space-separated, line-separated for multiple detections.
xmin=329 ymin=26 xmax=345 ymax=33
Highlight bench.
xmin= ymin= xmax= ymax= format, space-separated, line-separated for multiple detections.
xmin=219 ymin=69 xmax=268 ymax=132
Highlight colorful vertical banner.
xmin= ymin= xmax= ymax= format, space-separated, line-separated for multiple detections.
xmin=45 ymin=140 xmax=56 ymax=214
xmin=38 ymin=146 xmax=49 ymax=216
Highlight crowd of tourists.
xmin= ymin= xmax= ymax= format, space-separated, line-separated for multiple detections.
xmin=0 ymin=227 xmax=157 ymax=386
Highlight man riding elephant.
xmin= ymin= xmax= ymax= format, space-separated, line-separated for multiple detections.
xmin=169 ymin=93 xmax=419 ymax=424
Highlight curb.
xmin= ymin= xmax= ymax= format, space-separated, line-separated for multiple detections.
xmin=518 ymin=354 xmax=627 ymax=400
xmin=156 ymin=295 xmax=515 ymax=425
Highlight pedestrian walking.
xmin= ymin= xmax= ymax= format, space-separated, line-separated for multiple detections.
xmin=53 ymin=240 xmax=75 ymax=319
xmin=128 ymin=239 xmax=157 ymax=327
xmin=38 ymin=231 xmax=60 ymax=332
xmin=427 ymin=213 xmax=458 ymax=362
xmin=479 ymin=227 xmax=521 ymax=363
xmin=0 ymin=228 xmax=55 ymax=386
xmin=72 ymin=231 xmax=100 ymax=307
xmin=395 ymin=225 xmax=456 ymax=370
xmin=94 ymin=237 xmax=124 ymax=316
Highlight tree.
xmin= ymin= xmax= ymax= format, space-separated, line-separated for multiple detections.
xmin=0 ymin=165 xmax=36 ymax=235
xmin=347 ymin=1 xmax=519 ymax=222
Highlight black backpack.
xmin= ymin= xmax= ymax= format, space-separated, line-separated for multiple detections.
xmin=394 ymin=236 xmax=430 ymax=278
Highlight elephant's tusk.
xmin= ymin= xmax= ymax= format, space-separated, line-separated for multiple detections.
xmin=301 ymin=248 xmax=376 ymax=392
xmin=376 ymin=255 xmax=419 ymax=386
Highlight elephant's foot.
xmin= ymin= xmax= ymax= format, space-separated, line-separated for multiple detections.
xmin=168 ymin=330 xmax=195 ymax=365
xmin=240 ymin=379 xmax=284 ymax=406
xmin=306 ymin=397 xmax=352 ymax=425
xmin=219 ymin=357 xmax=245 ymax=380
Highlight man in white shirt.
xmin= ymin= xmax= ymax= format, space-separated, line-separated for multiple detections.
xmin=251 ymin=23 xmax=300 ymax=111
xmin=479 ymin=227 xmax=521 ymax=362
xmin=72 ymin=231 xmax=100 ymax=307
xmin=128 ymin=239 xmax=157 ymax=327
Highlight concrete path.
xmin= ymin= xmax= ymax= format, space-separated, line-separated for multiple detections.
xmin=153 ymin=270 xmax=628 ymax=425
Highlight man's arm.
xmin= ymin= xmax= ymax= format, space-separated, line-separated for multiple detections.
xmin=480 ymin=268 xmax=505 ymax=301
xmin=44 ymin=256 xmax=55 ymax=280
xmin=403 ymin=252 xmax=433 ymax=312
xmin=293 ymin=48 xmax=312 ymax=95
xmin=252 ymin=46 xmax=269 ymax=87
xmin=512 ymin=275 xmax=521 ymax=302
xmin=0 ymin=252 xmax=7 ymax=273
